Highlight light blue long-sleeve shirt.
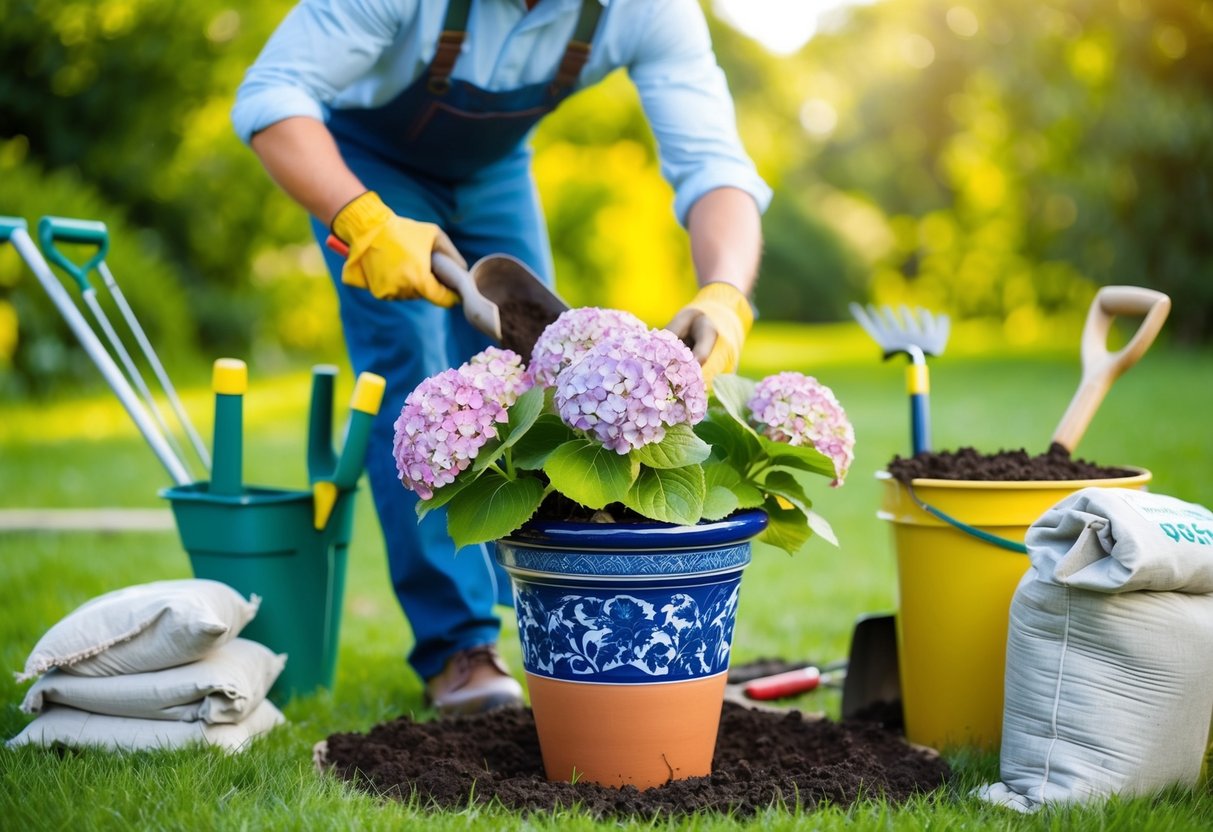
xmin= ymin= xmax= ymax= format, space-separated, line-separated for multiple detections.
xmin=232 ymin=0 xmax=772 ymax=224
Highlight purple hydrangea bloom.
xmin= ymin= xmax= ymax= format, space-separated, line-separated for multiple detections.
xmin=554 ymin=328 xmax=707 ymax=454
xmin=748 ymin=372 xmax=855 ymax=486
xmin=460 ymin=347 xmax=533 ymax=407
xmin=394 ymin=347 xmax=536 ymax=499
xmin=530 ymin=307 xmax=649 ymax=388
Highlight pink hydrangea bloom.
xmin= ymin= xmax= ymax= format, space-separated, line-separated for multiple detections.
xmin=460 ymin=347 xmax=533 ymax=407
xmin=748 ymin=372 xmax=855 ymax=486
xmin=554 ymin=328 xmax=707 ymax=454
xmin=392 ymin=367 xmax=509 ymax=500
xmin=530 ymin=307 xmax=649 ymax=388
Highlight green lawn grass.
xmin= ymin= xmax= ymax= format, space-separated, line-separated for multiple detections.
xmin=3 ymin=328 xmax=1213 ymax=829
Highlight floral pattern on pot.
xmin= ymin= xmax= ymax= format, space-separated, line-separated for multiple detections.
xmin=514 ymin=578 xmax=742 ymax=683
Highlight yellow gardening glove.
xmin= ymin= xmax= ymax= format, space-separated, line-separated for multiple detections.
xmin=331 ymin=191 xmax=463 ymax=306
xmin=665 ymin=282 xmax=754 ymax=388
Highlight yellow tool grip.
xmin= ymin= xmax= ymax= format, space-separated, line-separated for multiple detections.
xmin=212 ymin=358 xmax=248 ymax=395
xmin=351 ymin=372 xmax=386 ymax=415
xmin=905 ymin=363 xmax=930 ymax=395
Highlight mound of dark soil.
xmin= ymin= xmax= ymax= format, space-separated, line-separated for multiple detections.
xmin=887 ymin=444 xmax=1137 ymax=484
xmin=321 ymin=703 xmax=950 ymax=819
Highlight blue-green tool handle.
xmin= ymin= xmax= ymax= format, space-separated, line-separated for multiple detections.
xmin=906 ymin=362 xmax=932 ymax=456
xmin=331 ymin=410 xmax=374 ymax=490
xmin=307 ymin=365 xmax=339 ymax=483
xmin=38 ymin=216 xmax=110 ymax=290
xmin=910 ymin=393 xmax=930 ymax=455
xmin=211 ymin=394 xmax=244 ymax=496
xmin=0 ymin=216 xmax=27 ymax=242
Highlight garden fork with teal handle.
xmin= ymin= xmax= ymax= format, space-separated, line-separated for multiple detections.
xmin=37 ymin=216 xmax=211 ymax=476
xmin=850 ymin=303 xmax=951 ymax=455
xmin=1 ymin=216 xmax=192 ymax=484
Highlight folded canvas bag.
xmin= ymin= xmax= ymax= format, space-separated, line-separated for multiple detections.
xmin=21 ymin=638 xmax=285 ymax=723
xmin=5 ymin=699 xmax=284 ymax=754
xmin=979 ymin=488 xmax=1213 ymax=812
xmin=17 ymin=579 xmax=259 ymax=681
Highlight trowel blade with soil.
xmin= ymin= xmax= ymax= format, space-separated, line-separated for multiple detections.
xmin=468 ymin=254 xmax=568 ymax=358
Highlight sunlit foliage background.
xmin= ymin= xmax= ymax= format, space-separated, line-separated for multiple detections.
xmin=2 ymin=0 xmax=1210 ymax=396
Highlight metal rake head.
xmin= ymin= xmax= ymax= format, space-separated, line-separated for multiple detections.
xmin=849 ymin=303 xmax=951 ymax=360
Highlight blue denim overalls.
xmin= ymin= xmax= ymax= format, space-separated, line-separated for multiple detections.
xmin=312 ymin=0 xmax=603 ymax=682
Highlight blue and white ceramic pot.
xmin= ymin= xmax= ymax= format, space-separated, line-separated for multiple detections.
xmin=495 ymin=509 xmax=768 ymax=790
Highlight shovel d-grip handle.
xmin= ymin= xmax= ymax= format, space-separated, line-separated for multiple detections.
xmin=38 ymin=216 xmax=110 ymax=290
xmin=1052 ymin=285 xmax=1171 ymax=453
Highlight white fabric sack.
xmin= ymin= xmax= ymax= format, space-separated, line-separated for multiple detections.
xmin=5 ymin=700 xmax=284 ymax=754
xmin=17 ymin=579 xmax=259 ymax=682
xmin=979 ymin=488 xmax=1213 ymax=813
xmin=21 ymin=639 xmax=285 ymax=724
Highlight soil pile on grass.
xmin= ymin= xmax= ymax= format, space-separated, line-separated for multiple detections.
xmin=887 ymin=444 xmax=1137 ymax=484
xmin=321 ymin=703 xmax=950 ymax=818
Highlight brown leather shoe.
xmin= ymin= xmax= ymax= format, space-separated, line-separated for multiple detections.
xmin=425 ymin=644 xmax=524 ymax=716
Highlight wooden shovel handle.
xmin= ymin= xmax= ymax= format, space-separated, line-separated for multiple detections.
xmin=1052 ymin=285 xmax=1171 ymax=453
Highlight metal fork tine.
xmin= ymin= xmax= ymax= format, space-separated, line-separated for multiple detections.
xmin=900 ymin=304 xmax=923 ymax=337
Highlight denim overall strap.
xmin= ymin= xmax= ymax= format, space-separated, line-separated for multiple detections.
xmin=327 ymin=0 xmax=604 ymax=182
xmin=426 ymin=0 xmax=472 ymax=95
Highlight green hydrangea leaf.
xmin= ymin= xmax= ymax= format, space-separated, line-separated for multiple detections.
xmin=709 ymin=374 xmax=759 ymax=435
xmin=703 ymin=460 xmax=764 ymax=509
xmin=543 ymin=439 xmax=639 ymax=509
xmin=473 ymin=386 xmax=546 ymax=472
xmin=415 ymin=467 xmax=480 ymax=520
xmin=621 ymin=464 xmax=706 ymax=526
xmin=758 ymin=435 xmax=837 ymax=480
xmin=755 ymin=495 xmax=813 ymax=556
xmin=510 ymin=414 xmax=578 ymax=470
xmin=701 ymin=485 xmax=740 ymax=522
xmin=695 ymin=411 xmax=762 ymax=463
xmin=759 ymin=470 xmax=837 ymax=546
xmin=445 ymin=469 xmax=546 ymax=549
xmin=632 ymin=423 xmax=712 ymax=469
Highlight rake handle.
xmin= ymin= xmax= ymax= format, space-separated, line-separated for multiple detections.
xmin=1052 ymin=286 xmax=1171 ymax=453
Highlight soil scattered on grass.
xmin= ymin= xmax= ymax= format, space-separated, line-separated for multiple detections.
xmin=887 ymin=445 xmax=1137 ymax=484
xmin=322 ymin=703 xmax=950 ymax=818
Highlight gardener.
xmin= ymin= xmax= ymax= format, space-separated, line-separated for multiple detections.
xmin=232 ymin=0 xmax=770 ymax=715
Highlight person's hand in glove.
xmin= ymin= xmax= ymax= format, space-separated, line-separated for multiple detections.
xmin=331 ymin=191 xmax=465 ymax=305
xmin=665 ymin=282 xmax=754 ymax=387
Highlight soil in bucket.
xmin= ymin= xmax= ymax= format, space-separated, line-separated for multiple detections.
xmin=320 ymin=701 xmax=951 ymax=818
xmin=883 ymin=446 xmax=1135 ymax=485
xmin=886 ymin=444 xmax=1136 ymax=483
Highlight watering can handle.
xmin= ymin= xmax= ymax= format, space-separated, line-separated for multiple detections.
xmin=1052 ymin=285 xmax=1171 ymax=453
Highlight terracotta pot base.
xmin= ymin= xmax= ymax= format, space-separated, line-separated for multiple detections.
xmin=527 ymin=672 xmax=728 ymax=790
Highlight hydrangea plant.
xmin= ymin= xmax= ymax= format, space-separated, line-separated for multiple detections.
xmin=393 ymin=309 xmax=854 ymax=556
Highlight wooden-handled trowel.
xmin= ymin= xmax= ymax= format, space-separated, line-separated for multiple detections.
xmin=325 ymin=235 xmax=567 ymax=358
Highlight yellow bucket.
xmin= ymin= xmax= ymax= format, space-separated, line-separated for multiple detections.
xmin=878 ymin=467 xmax=1151 ymax=751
